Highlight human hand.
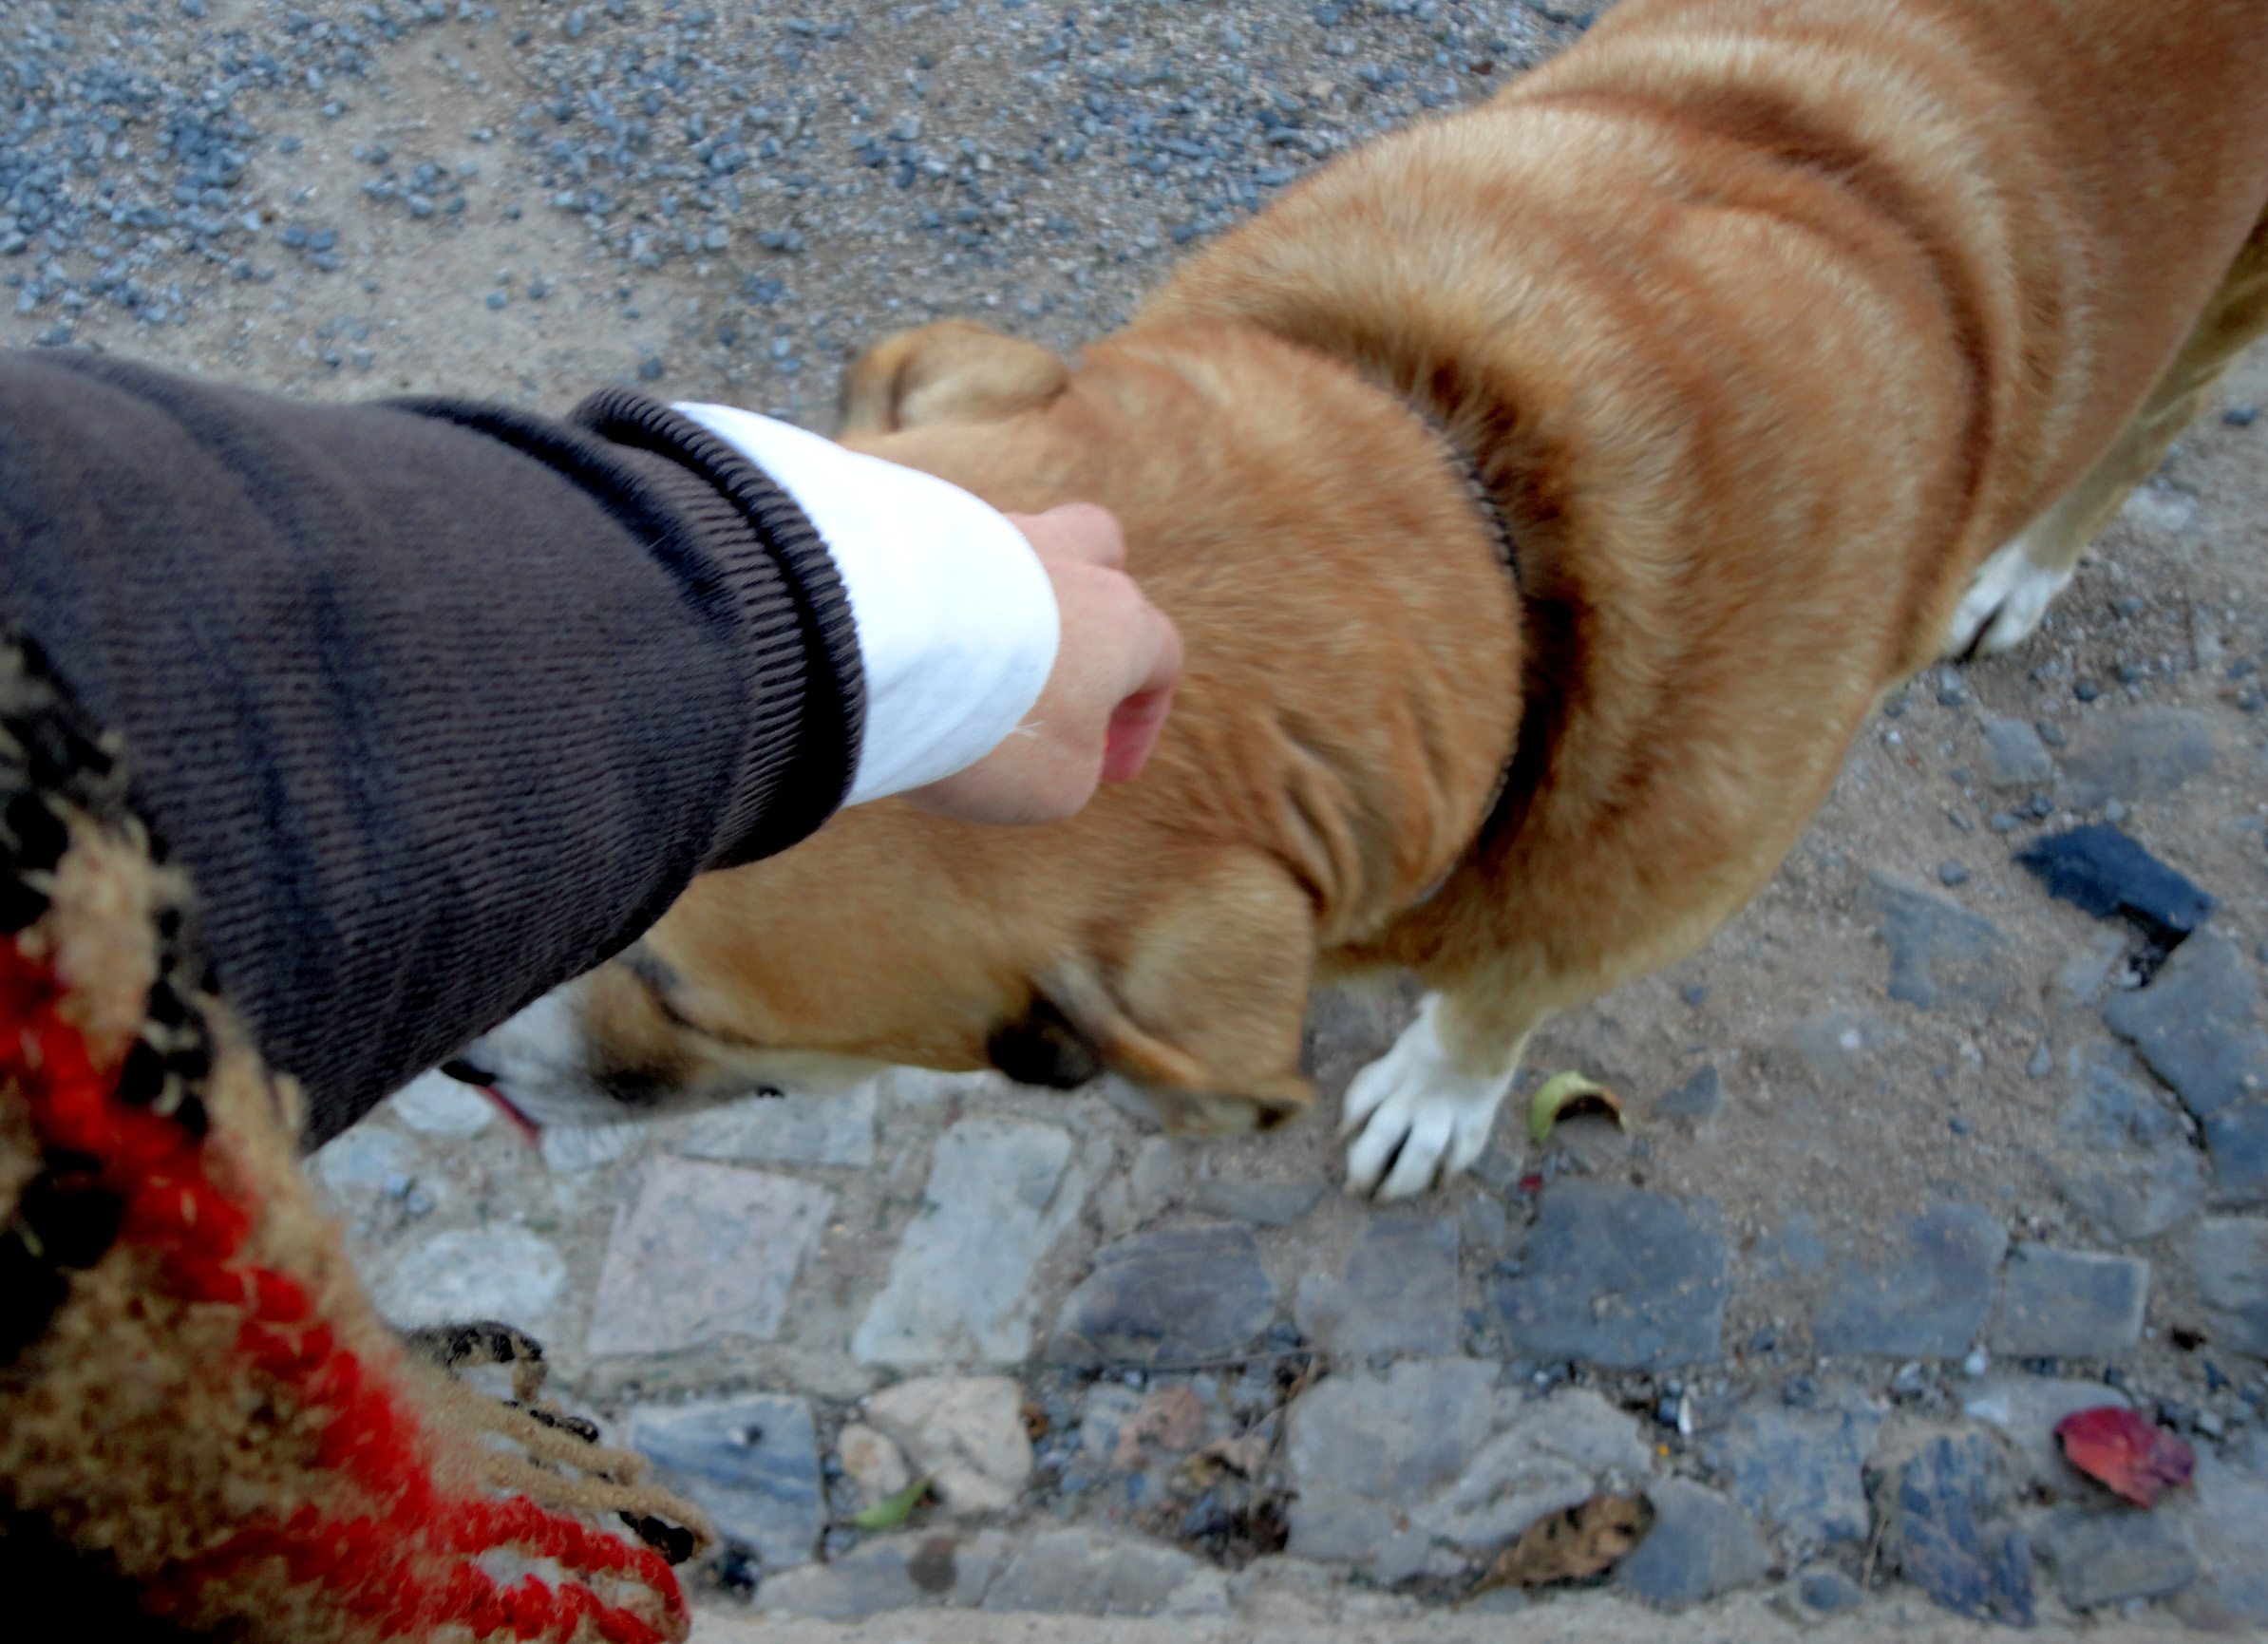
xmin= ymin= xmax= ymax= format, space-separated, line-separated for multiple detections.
xmin=905 ymin=502 xmax=1181 ymax=825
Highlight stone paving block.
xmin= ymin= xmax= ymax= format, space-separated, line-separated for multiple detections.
xmin=2060 ymin=706 xmax=2219 ymax=808
xmin=1408 ymin=1388 xmax=1650 ymax=1552
xmin=2172 ymin=1438 xmax=2268 ymax=1625
xmin=2015 ymin=824 xmax=2214 ymax=938
xmin=1989 ymin=1245 xmax=2148 ymax=1358
xmin=1811 ymin=1203 xmax=2006 ymax=1358
xmin=865 ymin=1375 xmax=1033 ymax=1514
xmin=2183 ymin=1217 xmax=2268 ymax=1356
xmin=1490 ymin=1181 xmax=1728 ymax=1370
xmin=2205 ymin=1096 xmax=2268 ymax=1207
xmin=982 ymin=1527 xmax=1220 ymax=1616
xmin=312 ymin=1123 xmax=422 ymax=1198
xmin=675 ymin=1083 xmax=877 ymax=1168
xmin=1700 ymin=1394 xmax=1882 ymax=1555
xmin=1863 ymin=872 xmax=2011 ymax=1012
xmin=384 ymin=1068 xmax=497 ymax=1134
xmin=853 ymin=1118 xmax=1085 ymax=1365
xmin=1879 ymin=1431 xmax=2034 ymax=1625
xmin=1961 ymin=1376 xmax=2134 ymax=1486
xmin=1285 ymin=1358 xmax=1499 ymax=1562
xmin=2052 ymin=1046 xmax=2208 ymax=1240
xmin=1294 ymin=1215 xmax=1459 ymax=1357
xmin=1185 ymin=1173 xmax=1326 ymax=1226
xmin=1613 ymin=1478 xmax=1771 ymax=1609
xmin=2045 ymin=1509 xmax=2198 ymax=1609
xmin=539 ymin=1119 xmax=645 ymax=1174
xmin=587 ymin=1158 xmax=831 ymax=1356
xmin=369 ymin=1223 xmax=565 ymax=1337
xmin=2102 ymin=931 xmax=2268 ymax=1118
xmin=756 ymin=1529 xmax=1011 ymax=1618
xmin=1047 ymin=1224 xmax=1277 ymax=1368
xmin=1980 ymin=715 xmax=2055 ymax=788
xmin=628 ymin=1394 xmax=822 ymax=1571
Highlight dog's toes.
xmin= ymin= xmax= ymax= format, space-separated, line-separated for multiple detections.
xmin=1942 ymin=538 xmax=2074 ymax=658
xmin=1374 ymin=1103 xmax=1457 ymax=1200
xmin=1342 ymin=1087 xmax=1413 ymax=1195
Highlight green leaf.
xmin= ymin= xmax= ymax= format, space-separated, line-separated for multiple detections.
xmin=1529 ymin=1070 xmax=1623 ymax=1145
xmin=849 ymin=1475 xmax=934 ymax=1530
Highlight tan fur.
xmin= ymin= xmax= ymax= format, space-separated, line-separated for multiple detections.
xmin=558 ymin=0 xmax=2268 ymax=1135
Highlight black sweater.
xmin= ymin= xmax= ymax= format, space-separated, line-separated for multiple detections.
xmin=0 ymin=351 xmax=864 ymax=1146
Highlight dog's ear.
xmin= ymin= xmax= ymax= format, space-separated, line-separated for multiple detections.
xmin=838 ymin=320 xmax=1069 ymax=433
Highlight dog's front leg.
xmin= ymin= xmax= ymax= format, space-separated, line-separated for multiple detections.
xmin=1341 ymin=992 xmax=1532 ymax=1200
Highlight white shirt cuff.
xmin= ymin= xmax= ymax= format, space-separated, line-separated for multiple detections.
xmin=673 ymin=404 xmax=1061 ymax=805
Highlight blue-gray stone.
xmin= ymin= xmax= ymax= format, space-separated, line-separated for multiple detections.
xmin=1864 ymin=872 xmax=2010 ymax=1012
xmin=1700 ymin=1395 xmax=1882 ymax=1556
xmin=2015 ymin=824 xmax=2214 ymax=939
xmin=2102 ymin=932 xmax=2268 ymax=1117
xmin=2205 ymin=1097 xmax=2268 ymax=1207
xmin=1185 ymin=1174 xmax=1325 ymax=1227
xmin=1981 ymin=716 xmax=2055 ymax=788
xmin=2045 ymin=1509 xmax=2197 ymax=1609
xmin=1796 ymin=1565 xmax=1865 ymax=1614
xmin=1882 ymin=1433 xmax=2034 ymax=1625
xmin=1047 ymin=1225 xmax=1277 ymax=1368
xmin=1989 ymin=1245 xmax=2148 ymax=1357
xmin=1491 ymin=1181 xmax=1727 ymax=1369
xmin=2061 ymin=707 xmax=2218 ymax=808
xmin=2053 ymin=1046 xmax=2207 ymax=1240
xmin=1613 ymin=1478 xmax=1770 ymax=1608
xmin=628 ymin=1394 xmax=822 ymax=1570
xmin=1657 ymin=1064 xmax=1722 ymax=1119
xmin=2184 ymin=1218 xmax=2268 ymax=1356
xmin=1812 ymin=1204 xmax=2006 ymax=1358
xmin=1294 ymin=1215 xmax=1459 ymax=1356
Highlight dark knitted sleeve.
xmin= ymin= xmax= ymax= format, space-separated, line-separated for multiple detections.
xmin=0 ymin=350 xmax=864 ymax=1145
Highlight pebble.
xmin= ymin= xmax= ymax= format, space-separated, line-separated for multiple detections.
xmin=865 ymin=1375 xmax=1034 ymax=1515
xmin=1700 ymin=1392 xmax=1882 ymax=1557
xmin=1795 ymin=1565 xmax=1866 ymax=1615
xmin=384 ymin=1068 xmax=497 ymax=1135
xmin=2044 ymin=1508 xmax=2198 ymax=1609
xmin=1047 ymin=1224 xmax=1277 ymax=1368
xmin=1811 ymin=1203 xmax=2006 ymax=1358
xmin=853 ymin=1117 xmax=1086 ymax=1365
xmin=676 ymin=1083 xmax=879 ymax=1168
xmin=1988 ymin=1245 xmax=2148 ymax=1358
xmin=2014 ymin=823 xmax=2215 ymax=941
xmin=2203 ymin=1097 xmax=2268 ymax=1206
xmin=1936 ymin=860 xmax=1969 ymax=887
xmin=1490 ymin=1180 xmax=1729 ymax=1369
xmin=2101 ymin=931 xmax=2268 ymax=1119
xmin=835 ymin=1422 xmax=910 ymax=1507
xmin=629 ymin=1394 xmax=823 ymax=1572
xmin=2059 ymin=707 xmax=2219 ymax=809
xmin=585 ymin=1159 xmax=832 ymax=1355
xmin=2183 ymin=1218 xmax=2268 ymax=1356
xmin=1863 ymin=871 xmax=2010 ymax=1012
xmin=1877 ymin=1431 xmax=2034 ymax=1625
xmin=1979 ymin=715 xmax=2054 ymax=788
xmin=1656 ymin=1063 xmax=1723 ymax=1119
xmin=983 ymin=1527 xmax=1221 ymax=1616
xmin=1612 ymin=1477 xmax=1772 ymax=1609
xmin=2051 ymin=1045 xmax=2208 ymax=1241
xmin=369 ymin=1224 xmax=565 ymax=1338
xmin=1293 ymin=1215 xmax=1460 ymax=1356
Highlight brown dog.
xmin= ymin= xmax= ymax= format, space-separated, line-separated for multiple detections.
xmin=470 ymin=0 xmax=2268 ymax=1199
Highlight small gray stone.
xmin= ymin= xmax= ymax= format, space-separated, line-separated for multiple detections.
xmin=630 ymin=1395 xmax=822 ymax=1571
xmin=1796 ymin=1565 xmax=1865 ymax=1615
xmin=369 ymin=1224 xmax=565 ymax=1337
xmin=983 ymin=1527 xmax=1213 ymax=1616
xmin=385 ymin=1068 xmax=497 ymax=1134
xmin=1981 ymin=716 xmax=2055 ymax=788
xmin=1048 ymin=1224 xmax=1277 ymax=1368
xmin=1701 ymin=1394 xmax=1883 ymax=1555
xmin=2045 ymin=1509 xmax=2198 ymax=1609
xmin=675 ymin=1083 xmax=878 ymax=1168
xmin=2061 ymin=707 xmax=2218 ymax=808
xmin=2052 ymin=1046 xmax=2208 ymax=1240
xmin=1864 ymin=872 xmax=2011 ymax=1012
xmin=2204 ymin=1096 xmax=2268 ymax=1206
xmin=2102 ymin=932 xmax=2268 ymax=1117
xmin=1491 ymin=1181 xmax=1728 ymax=1369
xmin=1295 ymin=1216 xmax=1459 ymax=1356
xmin=854 ymin=1118 xmax=1086 ymax=1365
xmin=1812 ymin=1204 xmax=2007 ymax=1358
xmin=1656 ymin=1064 xmax=1722 ymax=1119
xmin=1880 ymin=1431 xmax=2034 ymax=1625
xmin=1990 ymin=1246 xmax=2148 ymax=1357
xmin=2184 ymin=1218 xmax=2268 ymax=1355
xmin=1613 ymin=1478 xmax=1771 ymax=1608
xmin=1185 ymin=1174 xmax=1325 ymax=1226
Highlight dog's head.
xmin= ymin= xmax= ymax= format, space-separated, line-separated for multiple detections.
xmin=466 ymin=318 xmax=1517 ymax=1138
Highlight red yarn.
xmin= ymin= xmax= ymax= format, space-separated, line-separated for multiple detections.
xmin=4 ymin=938 xmax=684 ymax=1643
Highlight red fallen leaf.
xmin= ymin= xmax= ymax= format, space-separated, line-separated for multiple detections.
xmin=2053 ymin=1406 xmax=2195 ymax=1506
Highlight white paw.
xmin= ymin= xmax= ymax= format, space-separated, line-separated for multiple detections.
xmin=1942 ymin=536 xmax=2073 ymax=657
xmin=1340 ymin=995 xmax=1515 ymax=1200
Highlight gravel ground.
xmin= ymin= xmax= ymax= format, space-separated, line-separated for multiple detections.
xmin=9 ymin=0 xmax=2268 ymax=1636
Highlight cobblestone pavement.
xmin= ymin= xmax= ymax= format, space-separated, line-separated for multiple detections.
xmin=6 ymin=0 xmax=2265 ymax=1632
